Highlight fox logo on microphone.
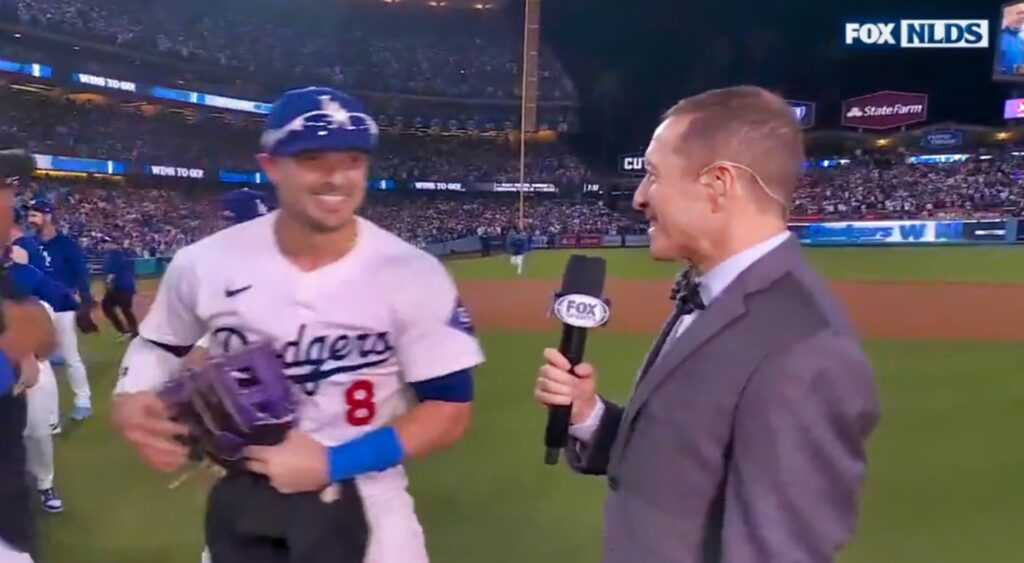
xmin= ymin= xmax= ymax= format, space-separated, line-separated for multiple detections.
xmin=553 ymin=294 xmax=611 ymax=329
xmin=844 ymin=20 xmax=989 ymax=48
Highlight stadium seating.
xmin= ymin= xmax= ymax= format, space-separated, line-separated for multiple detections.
xmin=792 ymin=157 xmax=1023 ymax=220
xmin=1 ymin=0 xmax=576 ymax=102
xmin=0 ymin=87 xmax=588 ymax=183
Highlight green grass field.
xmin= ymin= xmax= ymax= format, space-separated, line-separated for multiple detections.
xmin=447 ymin=245 xmax=1024 ymax=284
xmin=37 ymin=246 xmax=1024 ymax=563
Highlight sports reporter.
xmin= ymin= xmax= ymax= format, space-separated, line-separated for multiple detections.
xmin=534 ymin=87 xmax=879 ymax=563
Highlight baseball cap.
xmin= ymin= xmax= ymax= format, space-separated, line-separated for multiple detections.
xmin=0 ymin=149 xmax=35 ymax=186
xmin=260 ymin=86 xmax=379 ymax=157
xmin=28 ymin=198 xmax=53 ymax=214
xmin=220 ymin=188 xmax=276 ymax=225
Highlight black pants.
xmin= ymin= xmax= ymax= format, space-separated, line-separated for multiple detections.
xmin=0 ymin=395 xmax=34 ymax=558
xmin=205 ymin=472 xmax=368 ymax=563
xmin=101 ymin=287 xmax=138 ymax=336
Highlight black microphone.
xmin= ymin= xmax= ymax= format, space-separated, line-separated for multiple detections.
xmin=544 ymin=254 xmax=609 ymax=465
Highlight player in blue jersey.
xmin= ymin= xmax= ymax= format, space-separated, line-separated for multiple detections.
xmin=4 ymin=257 xmax=74 ymax=514
xmin=508 ymin=231 xmax=529 ymax=276
xmin=8 ymin=208 xmax=50 ymax=273
xmin=0 ymin=149 xmax=60 ymax=562
xmin=25 ymin=199 xmax=94 ymax=422
xmin=101 ymin=241 xmax=138 ymax=341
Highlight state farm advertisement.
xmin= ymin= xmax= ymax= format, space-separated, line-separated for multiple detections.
xmin=841 ymin=91 xmax=928 ymax=130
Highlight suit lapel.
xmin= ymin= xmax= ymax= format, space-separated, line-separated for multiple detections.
xmin=624 ymin=291 xmax=747 ymax=424
xmin=621 ymin=235 xmax=803 ymax=430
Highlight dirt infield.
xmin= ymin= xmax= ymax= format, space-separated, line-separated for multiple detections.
xmin=454 ymin=279 xmax=1024 ymax=342
xmin=131 ymin=279 xmax=1024 ymax=342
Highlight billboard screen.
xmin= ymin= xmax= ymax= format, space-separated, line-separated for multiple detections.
xmin=618 ymin=153 xmax=646 ymax=176
xmin=1005 ymin=97 xmax=1024 ymax=118
xmin=842 ymin=91 xmax=928 ymax=129
xmin=920 ymin=130 xmax=964 ymax=149
xmin=787 ymin=100 xmax=816 ymax=128
xmin=995 ymin=1 xmax=1024 ymax=82
xmin=791 ymin=219 xmax=973 ymax=245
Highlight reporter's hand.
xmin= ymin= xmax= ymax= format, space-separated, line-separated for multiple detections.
xmin=113 ymin=392 xmax=191 ymax=473
xmin=534 ymin=348 xmax=599 ymax=425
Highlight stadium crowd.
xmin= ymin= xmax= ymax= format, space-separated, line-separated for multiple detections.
xmin=12 ymin=155 xmax=1024 ymax=260
xmin=1 ymin=0 xmax=576 ymax=102
xmin=0 ymin=89 xmax=257 ymax=170
xmin=0 ymin=89 xmax=588 ymax=183
xmin=15 ymin=181 xmax=645 ymax=257
xmin=792 ymin=158 xmax=1024 ymax=219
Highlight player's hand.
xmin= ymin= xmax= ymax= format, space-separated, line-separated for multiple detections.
xmin=11 ymin=357 xmax=39 ymax=396
xmin=8 ymin=246 xmax=29 ymax=265
xmin=534 ymin=348 xmax=599 ymax=425
xmin=0 ymin=299 xmax=57 ymax=361
xmin=113 ymin=392 xmax=191 ymax=473
xmin=244 ymin=430 xmax=330 ymax=494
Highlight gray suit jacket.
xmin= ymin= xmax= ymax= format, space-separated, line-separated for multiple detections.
xmin=567 ymin=237 xmax=879 ymax=563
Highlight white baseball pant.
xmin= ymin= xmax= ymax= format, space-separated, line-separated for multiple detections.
xmin=24 ymin=360 xmax=58 ymax=490
xmin=361 ymin=485 xmax=429 ymax=563
xmin=53 ymin=311 xmax=90 ymax=408
xmin=0 ymin=539 xmax=33 ymax=563
xmin=200 ymin=486 xmax=428 ymax=563
xmin=510 ymin=255 xmax=524 ymax=275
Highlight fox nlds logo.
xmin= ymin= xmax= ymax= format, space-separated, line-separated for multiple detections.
xmin=845 ymin=20 xmax=989 ymax=48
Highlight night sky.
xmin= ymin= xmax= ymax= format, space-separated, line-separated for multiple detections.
xmin=521 ymin=0 xmax=1009 ymax=162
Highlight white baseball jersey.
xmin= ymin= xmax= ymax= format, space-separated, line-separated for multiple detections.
xmin=119 ymin=212 xmax=485 ymax=496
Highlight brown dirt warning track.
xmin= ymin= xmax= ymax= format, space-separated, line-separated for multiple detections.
xmin=131 ymin=278 xmax=1024 ymax=342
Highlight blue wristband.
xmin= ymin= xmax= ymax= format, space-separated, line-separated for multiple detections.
xmin=327 ymin=427 xmax=405 ymax=482
xmin=0 ymin=352 xmax=15 ymax=396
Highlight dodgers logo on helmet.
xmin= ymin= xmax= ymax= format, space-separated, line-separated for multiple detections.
xmin=220 ymin=188 xmax=275 ymax=225
xmin=261 ymin=87 xmax=379 ymax=156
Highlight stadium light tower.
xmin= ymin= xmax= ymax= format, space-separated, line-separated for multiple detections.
xmin=518 ymin=0 xmax=540 ymax=231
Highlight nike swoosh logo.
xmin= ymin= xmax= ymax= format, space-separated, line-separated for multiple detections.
xmin=225 ymin=285 xmax=253 ymax=298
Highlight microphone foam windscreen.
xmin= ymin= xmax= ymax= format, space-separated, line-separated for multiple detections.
xmin=560 ymin=255 xmax=607 ymax=297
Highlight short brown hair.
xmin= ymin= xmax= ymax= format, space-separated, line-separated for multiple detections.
xmin=663 ymin=86 xmax=805 ymax=206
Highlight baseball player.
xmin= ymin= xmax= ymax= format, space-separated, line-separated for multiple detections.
xmin=5 ymin=255 xmax=75 ymax=513
xmin=0 ymin=148 xmax=58 ymax=563
xmin=113 ymin=87 xmax=485 ymax=563
xmin=9 ymin=208 xmax=50 ymax=272
xmin=101 ymin=240 xmax=139 ymax=340
xmin=508 ymin=231 xmax=528 ymax=276
xmin=26 ymin=199 xmax=95 ymax=421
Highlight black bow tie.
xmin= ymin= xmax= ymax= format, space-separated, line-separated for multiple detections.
xmin=669 ymin=268 xmax=706 ymax=316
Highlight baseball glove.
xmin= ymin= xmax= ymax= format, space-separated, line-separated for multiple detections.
xmin=74 ymin=309 xmax=98 ymax=335
xmin=157 ymin=341 xmax=297 ymax=470
xmin=75 ymin=305 xmax=99 ymax=334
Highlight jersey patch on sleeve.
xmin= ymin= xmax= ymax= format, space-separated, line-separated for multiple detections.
xmin=447 ymin=298 xmax=475 ymax=336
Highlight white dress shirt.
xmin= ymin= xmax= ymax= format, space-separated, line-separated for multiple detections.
xmin=569 ymin=231 xmax=793 ymax=444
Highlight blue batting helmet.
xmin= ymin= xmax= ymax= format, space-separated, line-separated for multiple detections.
xmin=260 ymin=87 xmax=378 ymax=157
xmin=28 ymin=198 xmax=53 ymax=214
xmin=220 ymin=188 xmax=275 ymax=225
